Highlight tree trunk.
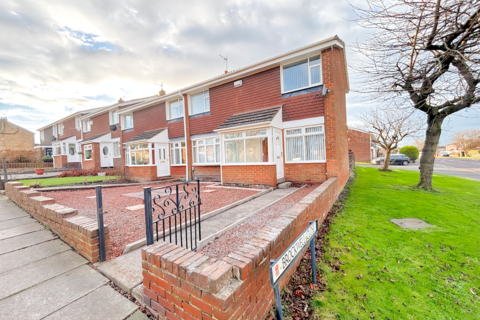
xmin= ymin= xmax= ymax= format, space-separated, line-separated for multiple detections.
xmin=418 ymin=114 xmax=443 ymax=190
xmin=382 ymin=150 xmax=391 ymax=170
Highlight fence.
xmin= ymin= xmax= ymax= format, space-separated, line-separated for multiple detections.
xmin=143 ymin=179 xmax=202 ymax=251
xmin=349 ymin=149 xmax=355 ymax=172
xmin=0 ymin=162 xmax=54 ymax=169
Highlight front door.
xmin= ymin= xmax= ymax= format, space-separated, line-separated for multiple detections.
xmin=156 ymin=143 xmax=170 ymax=177
xmin=274 ymin=128 xmax=284 ymax=179
xmin=100 ymin=142 xmax=114 ymax=167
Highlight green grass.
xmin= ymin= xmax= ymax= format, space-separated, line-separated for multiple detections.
xmin=355 ymin=162 xmax=374 ymax=164
xmin=313 ymin=167 xmax=480 ymax=320
xmin=18 ymin=176 xmax=119 ymax=187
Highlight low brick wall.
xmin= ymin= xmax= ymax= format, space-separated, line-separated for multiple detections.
xmin=127 ymin=165 xmax=157 ymax=181
xmin=141 ymin=177 xmax=343 ymax=319
xmin=53 ymin=155 xmax=68 ymax=168
xmin=5 ymin=182 xmax=111 ymax=263
xmin=222 ymin=165 xmax=277 ymax=187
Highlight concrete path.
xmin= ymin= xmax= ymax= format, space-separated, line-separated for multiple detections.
xmin=95 ymin=187 xmax=298 ymax=294
xmin=0 ymin=198 xmax=145 ymax=320
xmin=1 ymin=171 xmax=61 ymax=181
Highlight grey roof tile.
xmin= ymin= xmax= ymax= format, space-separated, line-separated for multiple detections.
xmin=81 ymin=132 xmax=109 ymax=143
xmin=126 ymin=128 xmax=165 ymax=143
xmin=216 ymin=106 xmax=282 ymax=130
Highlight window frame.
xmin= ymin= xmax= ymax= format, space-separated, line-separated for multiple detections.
xmin=123 ymin=113 xmax=134 ymax=130
xmin=222 ymin=129 xmax=271 ymax=165
xmin=170 ymin=141 xmax=186 ymax=166
xmin=167 ymin=98 xmax=184 ymax=120
xmin=110 ymin=109 xmax=120 ymax=125
xmin=75 ymin=117 xmax=81 ymax=130
xmin=280 ymin=54 xmax=322 ymax=94
xmin=40 ymin=130 xmax=44 ymax=141
xmin=127 ymin=143 xmax=151 ymax=166
xmin=58 ymin=124 xmax=64 ymax=135
xmin=189 ymin=90 xmax=210 ymax=115
xmin=83 ymin=119 xmax=91 ymax=133
xmin=113 ymin=141 xmax=121 ymax=158
xmin=52 ymin=142 xmax=61 ymax=156
xmin=192 ymin=137 xmax=220 ymax=165
xmin=284 ymin=125 xmax=326 ymax=164
xmin=84 ymin=144 xmax=93 ymax=161
xmin=52 ymin=125 xmax=57 ymax=136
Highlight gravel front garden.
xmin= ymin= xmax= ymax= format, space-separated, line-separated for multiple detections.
xmin=44 ymin=182 xmax=260 ymax=259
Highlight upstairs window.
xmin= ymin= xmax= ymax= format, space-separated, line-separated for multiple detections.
xmin=191 ymin=91 xmax=210 ymax=115
xmin=83 ymin=120 xmax=91 ymax=132
xmin=282 ymin=55 xmax=321 ymax=93
xmin=40 ymin=130 xmax=44 ymax=141
xmin=193 ymin=138 xmax=220 ymax=164
xmin=123 ymin=114 xmax=133 ymax=129
xmin=110 ymin=110 xmax=119 ymax=125
xmin=75 ymin=118 xmax=81 ymax=130
xmin=52 ymin=125 xmax=57 ymax=136
xmin=58 ymin=124 xmax=64 ymax=135
xmin=168 ymin=99 xmax=184 ymax=120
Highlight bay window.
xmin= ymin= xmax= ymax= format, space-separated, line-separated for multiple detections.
xmin=169 ymin=99 xmax=184 ymax=119
xmin=285 ymin=125 xmax=325 ymax=162
xmin=282 ymin=55 xmax=321 ymax=93
xmin=171 ymin=142 xmax=186 ymax=165
xmin=53 ymin=143 xmax=61 ymax=156
xmin=129 ymin=144 xmax=149 ymax=165
xmin=193 ymin=138 xmax=220 ymax=164
xmin=224 ymin=130 xmax=268 ymax=164
xmin=191 ymin=91 xmax=210 ymax=115
xmin=84 ymin=145 xmax=92 ymax=160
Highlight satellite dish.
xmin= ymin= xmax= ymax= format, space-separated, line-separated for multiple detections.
xmin=322 ymin=85 xmax=329 ymax=96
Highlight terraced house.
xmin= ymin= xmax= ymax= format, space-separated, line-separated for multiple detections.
xmin=39 ymin=35 xmax=350 ymax=187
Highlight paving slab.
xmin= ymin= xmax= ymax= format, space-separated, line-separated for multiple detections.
xmin=96 ymin=248 xmax=143 ymax=293
xmin=0 ymin=239 xmax=70 ymax=274
xmin=43 ymin=284 xmax=138 ymax=320
xmin=126 ymin=204 xmax=144 ymax=211
xmin=126 ymin=310 xmax=150 ymax=320
xmin=0 ymin=222 xmax=44 ymax=240
xmin=0 ymin=250 xmax=87 ymax=300
xmin=0 ymin=265 xmax=109 ymax=320
xmin=0 ymin=229 xmax=56 ymax=255
xmin=0 ymin=216 xmax=37 ymax=230
xmin=0 ymin=209 xmax=29 ymax=221
xmin=131 ymin=283 xmax=144 ymax=303
xmin=391 ymin=218 xmax=434 ymax=230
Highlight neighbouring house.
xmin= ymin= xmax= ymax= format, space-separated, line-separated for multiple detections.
xmin=37 ymin=35 xmax=350 ymax=187
xmin=446 ymin=144 xmax=460 ymax=152
xmin=0 ymin=117 xmax=38 ymax=162
xmin=347 ymin=128 xmax=376 ymax=162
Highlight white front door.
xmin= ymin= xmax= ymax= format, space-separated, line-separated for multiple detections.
xmin=274 ymin=129 xmax=284 ymax=179
xmin=100 ymin=142 xmax=114 ymax=167
xmin=67 ymin=143 xmax=77 ymax=163
xmin=156 ymin=143 xmax=170 ymax=177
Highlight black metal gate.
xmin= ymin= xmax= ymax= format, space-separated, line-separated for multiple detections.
xmin=144 ymin=179 xmax=201 ymax=250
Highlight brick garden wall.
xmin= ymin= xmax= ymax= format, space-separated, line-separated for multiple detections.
xmin=5 ymin=182 xmax=111 ymax=263
xmin=141 ymin=177 xmax=343 ymax=319
xmin=53 ymin=155 xmax=68 ymax=168
xmin=222 ymin=165 xmax=277 ymax=187
xmin=127 ymin=166 xmax=158 ymax=181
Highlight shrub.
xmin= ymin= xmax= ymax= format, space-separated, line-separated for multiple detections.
xmin=57 ymin=168 xmax=119 ymax=178
xmin=400 ymin=146 xmax=419 ymax=160
xmin=12 ymin=155 xmax=30 ymax=163
xmin=42 ymin=155 xmax=53 ymax=160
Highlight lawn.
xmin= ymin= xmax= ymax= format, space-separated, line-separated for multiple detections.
xmin=314 ymin=167 xmax=480 ymax=320
xmin=18 ymin=176 xmax=119 ymax=187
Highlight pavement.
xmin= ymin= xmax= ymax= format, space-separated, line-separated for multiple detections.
xmin=0 ymin=196 xmax=147 ymax=320
xmin=357 ymin=158 xmax=480 ymax=182
xmin=1 ymin=171 xmax=62 ymax=181
xmin=95 ymin=187 xmax=299 ymax=297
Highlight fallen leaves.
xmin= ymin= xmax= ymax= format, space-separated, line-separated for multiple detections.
xmin=469 ymin=288 xmax=477 ymax=295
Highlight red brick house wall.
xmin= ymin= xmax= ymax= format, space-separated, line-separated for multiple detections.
xmin=222 ymin=165 xmax=277 ymax=187
xmin=284 ymin=163 xmax=327 ymax=183
xmin=83 ymin=112 xmax=110 ymax=140
xmin=189 ymin=67 xmax=325 ymax=137
xmin=347 ymin=129 xmax=371 ymax=162
xmin=59 ymin=118 xmax=80 ymax=140
xmin=170 ymin=166 xmax=186 ymax=179
xmin=193 ymin=166 xmax=220 ymax=180
xmin=126 ymin=166 xmax=157 ymax=181
xmin=53 ymin=155 xmax=68 ymax=168
xmin=82 ymin=143 xmax=100 ymax=170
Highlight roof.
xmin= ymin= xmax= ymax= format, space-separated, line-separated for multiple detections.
xmin=37 ymin=106 xmax=107 ymax=131
xmin=118 ymin=35 xmax=348 ymax=116
xmin=77 ymin=96 xmax=158 ymax=121
xmin=216 ymin=106 xmax=281 ymax=130
xmin=126 ymin=128 xmax=165 ymax=143
xmin=81 ymin=132 xmax=110 ymax=143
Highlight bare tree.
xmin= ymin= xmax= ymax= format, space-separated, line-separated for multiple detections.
xmin=413 ymin=138 xmax=425 ymax=151
xmin=358 ymin=106 xmax=423 ymax=170
xmin=451 ymin=129 xmax=480 ymax=155
xmin=351 ymin=0 xmax=480 ymax=189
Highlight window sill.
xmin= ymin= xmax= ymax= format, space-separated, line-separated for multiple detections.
xmin=281 ymin=85 xmax=323 ymax=99
xmin=84 ymin=159 xmax=92 ymax=161
xmin=222 ymin=163 xmax=275 ymax=166
xmin=285 ymin=160 xmax=326 ymax=164
xmin=126 ymin=164 xmax=154 ymax=167
xmin=167 ymin=117 xmax=184 ymax=123
xmin=170 ymin=164 xmax=186 ymax=167
xmin=189 ymin=111 xmax=210 ymax=119
xmin=122 ymin=128 xmax=133 ymax=132
xmin=192 ymin=163 xmax=220 ymax=166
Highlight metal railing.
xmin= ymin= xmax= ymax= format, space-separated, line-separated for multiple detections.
xmin=144 ymin=179 xmax=201 ymax=251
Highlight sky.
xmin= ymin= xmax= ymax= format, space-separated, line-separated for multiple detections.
xmin=0 ymin=0 xmax=477 ymax=145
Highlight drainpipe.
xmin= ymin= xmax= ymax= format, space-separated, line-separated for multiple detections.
xmin=178 ymin=90 xmax=190 ymax=181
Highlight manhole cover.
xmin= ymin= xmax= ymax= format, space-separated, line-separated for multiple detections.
xmin=390 ymin=218 xmax=434 ymax=230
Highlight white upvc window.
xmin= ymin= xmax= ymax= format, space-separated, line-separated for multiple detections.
xmin=281 ymin=54 xmax=322 ymax=93
xmin=129 ymin=144 xmax=150 ymax=165
xmin=40 ymin=130 xmax=44 ymax=141
xmin=53 ymin=143 xmax=61 ymax=155
xmin=110 ymin=109 xmax=119 ymax=125
xmin=83 ymin=119 xmax=91 ymax=132
xmin=113 ymin=142 xmax=120 ymax=158
xmin=123 ymin=114 xmax=133 ymax=129
xmin=170 ymin=142 xmax=186 ymax=165
xmin=52 ymin=125 xmax=57 ymax=136
xmin=62 ymin=142 xmax=66 ymax=154
xmin=224 ymin=129 xmax=269 ymax=164
xmin=285 ymin=125 xmax=326 ymax=163
xmin=75 ymin=117 xmax=81 ymax=130
xmin=190 ymin=90 xmax=210 ymax=115
xmin=125 ymin=149 xmax=130 ymax=165
xmin=168 ymin=98 xmax=184 ymax=120
xmin=58 ymin=124 xmax=64 ymax=135
xmin=84 ymin=145 xmax=92 ymax=160
xmin=192 ymin=138 xmax=220 ymax=164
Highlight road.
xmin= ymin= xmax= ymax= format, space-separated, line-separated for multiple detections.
xmin=357 ymin=158 xmax=480 ymax=182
